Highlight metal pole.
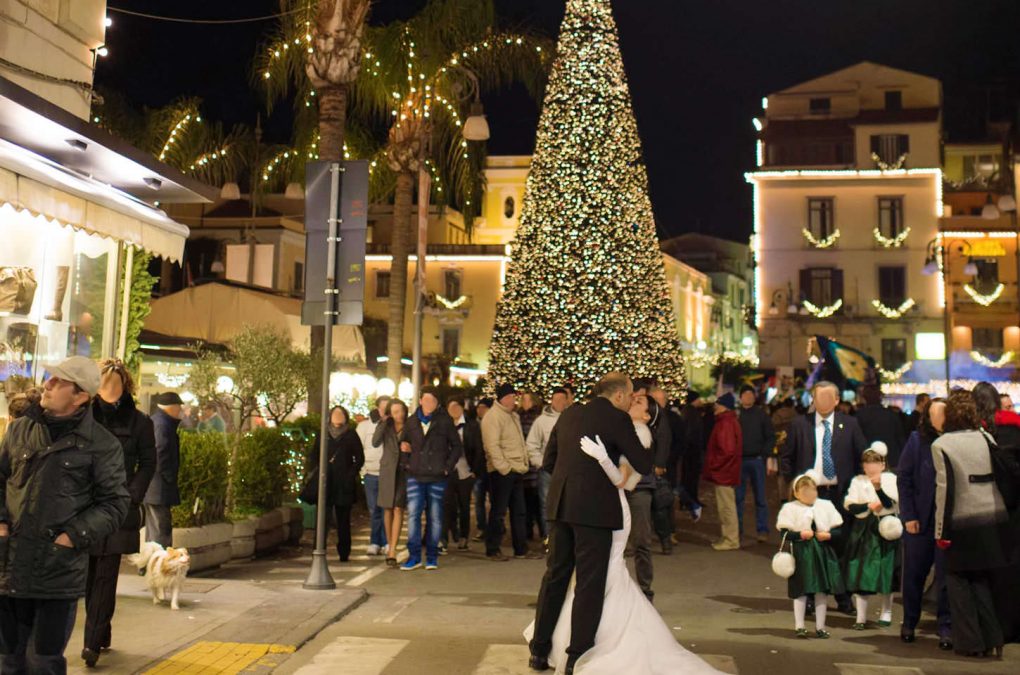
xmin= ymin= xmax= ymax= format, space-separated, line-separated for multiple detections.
xmin=303 ymin=162 xmax=343 ymax=591
xmin=943 ymin=244 xmax=951 ymax=396
xmin=116 ymin=244 xmax=134 ymax=360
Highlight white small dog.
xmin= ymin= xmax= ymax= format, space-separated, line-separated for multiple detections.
xmin=129 ymin=542 xmax=191 ymax=610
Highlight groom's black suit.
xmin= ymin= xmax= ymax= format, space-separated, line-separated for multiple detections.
xmin=531 ymin=396 xmax=653 ymax=664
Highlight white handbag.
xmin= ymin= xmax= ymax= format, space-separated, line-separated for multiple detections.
xmin=879 ymin=515 xmax=904 ymax=541
xmin=771 ymin=531 xmax=796 ymax=579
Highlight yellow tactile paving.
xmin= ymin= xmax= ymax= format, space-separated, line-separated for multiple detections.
xmin=143 ymin=641 xmax=296 ymax=675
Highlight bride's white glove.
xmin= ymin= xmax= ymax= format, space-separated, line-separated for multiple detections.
xmin=581 ymin=435 xmax=625 ymax=487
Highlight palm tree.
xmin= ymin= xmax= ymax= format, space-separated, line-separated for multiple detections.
xmin=352 ymin=0 xmax=549 ymax=381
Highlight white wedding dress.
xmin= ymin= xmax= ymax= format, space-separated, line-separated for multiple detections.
xmin=524 ymin=471 xmax=724 ymax=674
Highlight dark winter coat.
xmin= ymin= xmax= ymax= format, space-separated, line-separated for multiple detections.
xmin=404 ymin=407 xmax=463 ymax=483
xmin=897 ymin=430 xmax=938 ymax=533
xmin=326 ymin=427 xmax=364 ymax=507
xmin=855 ymin=403 xmax=907 ymax=467
xmin=662 ymin=406 xmax=687 ymax=486
xmin=461 ymin=418 xmax=485 ymax=478
xmin=90 ymin=393 xmax=156 ymax=556
xmin=738 ymin=404 xmax=776 ymax=459
xmin=703 ymin=410 xmax=742 ymax=486
xmin=373 ymin=419 xmax=408 ymax=509
xmin=0 ymin=404 xmax=130 ymax=599
xmin=143 ymin=409 xmax=181 ymax=506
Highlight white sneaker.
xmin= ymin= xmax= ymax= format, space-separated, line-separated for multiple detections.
xmin=366 ymin=544 xmax=380 ymax=556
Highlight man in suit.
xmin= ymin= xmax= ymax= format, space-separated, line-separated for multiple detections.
xmin=528 ymin=373 xmax=653 ymax=674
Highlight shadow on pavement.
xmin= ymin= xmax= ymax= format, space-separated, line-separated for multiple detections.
xmin=708 ymin=594 xmax=788 ymax=613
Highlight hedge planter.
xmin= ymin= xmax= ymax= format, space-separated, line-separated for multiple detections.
xmin=281 ymin=505 xmax=304 ymax=546
xmin=172 ymin=522 xmax=233 ymax=573
xmin=254 ymin=509 xmax=287 ymax=555
xmin=230 ymin=517 xmax=258 ymax=560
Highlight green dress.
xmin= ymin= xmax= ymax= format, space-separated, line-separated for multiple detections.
xmin=781 ymin=527 xmax=846 ymax=599
xmin=843 ymin=511 xmax=899 ymax=595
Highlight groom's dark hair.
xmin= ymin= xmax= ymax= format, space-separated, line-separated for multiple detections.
xmin=594 ymin=372 xmax=631 ymax=399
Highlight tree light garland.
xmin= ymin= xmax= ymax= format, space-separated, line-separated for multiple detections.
xmin=802 ymin=228 xmax=840 ymax=249
xmin=801 ymin=298 xmax=843 ymax=318
xmin=963 ymin=283 xmax=1005 ymax=306
xmin=871 ymin=298 xmax=915 ymax=319
xmin=486 ymin=0 xmax=688 ymax=400
xmin=873 ymin=226 xmax=911 ymax=248
xmin=969 ymin=351 xmax=1015 ymax=369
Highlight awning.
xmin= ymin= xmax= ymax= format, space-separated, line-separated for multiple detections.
xmin=0 ymin=139 xmax=190 ymax=262
xmin=143 ymin=282 xmax=366 ymax=364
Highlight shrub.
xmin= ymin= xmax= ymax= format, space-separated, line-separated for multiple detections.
xmin=230 ymin=428 xmax=291 ymax=518
xmin=172 ymin=431 xmax=230 ymax=528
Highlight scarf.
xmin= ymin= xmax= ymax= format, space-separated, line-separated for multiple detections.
xmin=416 ymin=409 xmax=433 ymax=425
xmin=43 ymin=406 xmax=87 ymax=442
xmin=328 ymin=424 xmax=346 ymax=440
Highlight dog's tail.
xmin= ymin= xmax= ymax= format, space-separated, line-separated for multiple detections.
xmin=128 ymin=541 xmax=164 ymax=570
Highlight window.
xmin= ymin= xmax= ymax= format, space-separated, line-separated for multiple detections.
xmin=878 ymin=197 xmax=904 ymax=237
xmin=881 ymin=338 xmax=908 ymax=370
xmin=442 ymin=328 xmax=460 ymax=358
xmin=963 ymin=154 xmax=998 ymax=179
xmin=878 ymin=266 xmax=907 ymax=306
xmin=884 ymin=91 xmax=903 ymax=111
xmin=375 ymin=271 xmax=391 ymax=298
xmin=973 ymin=327 xmax=1004 ymax=354
xmin=444 ymin=270 xmax=462 ymax=300
xmin=800 ymin=267 xmax=844 ymax=308
xmin=973 ymin=259 xmax=999 ymax=295
xmin=808 ymin=198 xmax=835 ymax=239
xmin=870 ymin=134 xmax=910 ymax=164
xmin=809 ymin=97 xmax=831 ymax=114
xmin=293 ymin=261 xmax=304 ymax=293
xmin=504 ymin=196 xmax=516 ymax=219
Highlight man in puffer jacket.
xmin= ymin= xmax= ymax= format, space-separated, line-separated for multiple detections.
xmin=0 ymin=356 xmax=129 ymax=673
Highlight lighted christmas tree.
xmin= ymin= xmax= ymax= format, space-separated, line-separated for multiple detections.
xmin=487 ymin=0 xmax=688 ymax=399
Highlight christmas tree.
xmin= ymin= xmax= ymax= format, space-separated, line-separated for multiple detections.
xmin=487 ymin=0 xmax=688 ymax=399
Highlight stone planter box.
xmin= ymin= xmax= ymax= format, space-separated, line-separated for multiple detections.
xmin=254 ymin=509 xmax=287 ymax=555
xmin=171 ymin=523 xmax=233 ymax=573
xmin=282 ymin=505 xmax=305 ymax=546
xmin=230 ymin=517 xmax=258 ymax=560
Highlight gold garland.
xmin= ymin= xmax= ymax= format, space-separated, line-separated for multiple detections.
xmin=873 ymin=226 xmax=911 ymax=248
xmin=879 ymin=361 xmax=912 ymax=382
xmin=970 ymin=351 xmax=1015 ymax=368
xmin=871 ymin=298 xmax=916 ymax=319
xmin=802 ymin=228 xmax=840 ymax=249
xmin=801 ymin=298 xmax=843 ymax=318
xmin=436 ymin=294 xmax=469 ymax=309
xmin=963 ymin=283 xmax=1005 ymax=306
xmin=871 ymin=152 xmax=908 ymax=171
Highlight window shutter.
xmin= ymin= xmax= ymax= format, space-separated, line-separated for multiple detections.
xmin=899 ymin=134 xmax=910 ymax=153
xmin=799 ymin=269 xmax=812 ymax=303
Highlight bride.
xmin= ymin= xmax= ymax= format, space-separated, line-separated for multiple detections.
xmin=525 ymin=403 xmax=724 ymax=674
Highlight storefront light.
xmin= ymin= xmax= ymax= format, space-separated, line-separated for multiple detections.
xmin=215 ymin=375 xmax=234 ymax=394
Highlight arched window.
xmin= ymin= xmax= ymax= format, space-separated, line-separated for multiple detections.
xmin=504 ymin=196 xmax=515 ymax=219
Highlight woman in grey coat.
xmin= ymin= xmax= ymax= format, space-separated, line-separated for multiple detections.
xmin=374 ymin=399 xmax=409 ymax=566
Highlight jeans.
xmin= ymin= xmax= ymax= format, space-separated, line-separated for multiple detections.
xmin=735 ymin=457 xmax=769 ymax=535
xmin=406 ymin=478 xmax=446 ymax=563
xmin=474 ymin=475 xmax=488 ymax=532
xmin=0 ymin=597 xmax=77 ymax=674
xmin=363 ymin=474 xmax=387 ymax=548
xmin=486 ymin=471 xmax=527 ymax=556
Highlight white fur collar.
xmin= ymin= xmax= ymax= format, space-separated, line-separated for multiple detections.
xmin=844 ymin=473 xmax=899 ymax=518
xmin=776 ymin=499 xmax=843 ymax=533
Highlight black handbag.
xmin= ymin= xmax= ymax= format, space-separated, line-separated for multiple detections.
xmin=299 ymin=466 xmax=320 ymax=505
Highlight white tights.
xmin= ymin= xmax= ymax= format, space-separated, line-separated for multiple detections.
xmin=854 ymin=593 xmax=894 ymax=624
xmin=793 ymin=594 xmax=828 ymax=631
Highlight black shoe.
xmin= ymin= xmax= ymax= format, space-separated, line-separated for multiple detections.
xmin=82 ymin=648 xmax=100 ymax=668
xmin=900 ymin=629 xmax=916 ymax=643
xmin=487 ymin=551 xmax=509 ymax=562
xmin=837 ymin=602 xmax=855 ymax=616
xmin=938 ymin=638 xmax=953 ymax=651
xmin=528 ymin=654 xmax=550 ymax=671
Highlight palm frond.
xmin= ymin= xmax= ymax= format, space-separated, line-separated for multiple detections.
xmin=253 ymin=0 xmax=318 ymax=112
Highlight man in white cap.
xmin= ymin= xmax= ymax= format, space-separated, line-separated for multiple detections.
xmin=0 ymin=356 xmax=129 ymax=673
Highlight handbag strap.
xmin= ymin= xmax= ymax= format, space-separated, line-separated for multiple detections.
xmin=778 ymin=530 xmax=791 ymax=554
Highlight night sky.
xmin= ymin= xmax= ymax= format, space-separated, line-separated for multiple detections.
xmin=98 ymin=0 xmax=1020 ymax=242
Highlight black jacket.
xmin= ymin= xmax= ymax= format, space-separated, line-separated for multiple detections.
xmin=780 ymin=411 xmax=867 ymax=496
xmin=0 ymin=404 xmax=129 ymax=599
xmin=144 ymin=409 xmax=181 ymax=506
xmin=90 ymin=394 xmax=156 ymax=555
xmin=855 ymin=403 xmax=907 ymax=467
xmin=544 ymin=397 xmax=654 ymax=530
xmin=662 ymin=406 xmax=687 ymax=485
xmin=461 ymin=418 xmax=486 ymax=478
xmin=326 ymin=427 xmax=364 ymax=507
xmin=404 ymin=408 xmax=463 ymax=483
xmin=738 ymin=405 xmax=776 ymax=459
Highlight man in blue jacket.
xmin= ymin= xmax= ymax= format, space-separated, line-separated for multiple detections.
xmin=144 ymin=392 xmax=183 ymax=547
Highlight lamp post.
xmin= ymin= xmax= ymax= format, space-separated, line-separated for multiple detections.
xmin=924 ymin=237 xmax=974 ymax=394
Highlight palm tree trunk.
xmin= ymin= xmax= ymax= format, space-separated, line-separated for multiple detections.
xmin=387 ymin=171 xmax=415 ymax=382
xmin=308 ymin=83 xmax=349 ymax=417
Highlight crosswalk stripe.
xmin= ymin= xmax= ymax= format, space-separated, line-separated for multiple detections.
xmin=834 ymin=665 xmax=924 ymax=675
xmin=472 ymin=644 xmax=532 ymax=675
xmin=373 ymin=596 xmax=419 ymax=624
xmin=292 ymin=636 xmax=410 ymax=675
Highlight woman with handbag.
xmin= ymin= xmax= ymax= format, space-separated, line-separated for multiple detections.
xmin=82 ymin=359 xmax=156 ymax=668
xmin=842 ymin=442 xmax=900 ymax=630
xmin=325 ymin=406 xmax=364 ymax=562
xmin=374 ymin=399 xmax=410 ymax=567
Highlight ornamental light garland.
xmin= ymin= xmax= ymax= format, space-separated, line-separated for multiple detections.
xmin=801 ymin=299 xmax=843 ymax=318
xmin=871 ymin=298 xmax=915 ymax=319
xmin=963 ymin=283 xmax=1005 ymax=306
xmin=435 ymin=294 xmax=468 ymax=309
xmin=487 ymin=0 xmax=688 ymax=400
xmin=970 ymin=351 xmax=1015 ymax=369
xmin=879 ymin=361 xmax=912 ymax=382
xmin=873 ymin=226 xmax=911 ymax=248
xmin=871 ymin=152 xmax=908 ymax=171
xmin=802 ymin=228 xmax=840 ymax=249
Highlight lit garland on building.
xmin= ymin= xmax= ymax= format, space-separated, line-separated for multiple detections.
xmin=801 ymin=298 xmax=843 ymax=318
xmin=963 ymin=283 xmax=1005 ymax=306
xmin=970 ymin=350 xmax=1015 ymax=368
xmin=802 ymin=228 xmax=840 ymax=248
xmin=871 ymin=298 xmax=915 ymax=319
xmin=879 ymin=361 xmax=912 ymax=382
xmin=873 ymin=226 xmax=911 ymax=248
xmin=871 ymin=152 xmax=908 ymax=171
xmin=487 ymin=0 xmax=688 ymax=400
xmin=435 ymin=294 xmax=468 ymax=309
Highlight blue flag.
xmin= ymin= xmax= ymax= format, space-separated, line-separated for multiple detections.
xmin=816 ymin=336 xmax=877 ymax=388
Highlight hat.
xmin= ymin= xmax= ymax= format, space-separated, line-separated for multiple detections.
xmin=477 ymin=397 xmax=494 ymax=408
xmin=495 ymin=383 xmax=518 ymax=400
xmin=154 ymin=392 xmax=184 ymax=406
xmin=716 ymin=392 xmax=736 ymax=410
xmin=685 ymin=389 xmax=701 ymax=404
xmin=45 ymin=356 xmax=100 ymax=397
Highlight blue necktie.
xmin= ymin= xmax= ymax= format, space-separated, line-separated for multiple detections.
xmin=822 ymin=419 xmax=836 ymax=480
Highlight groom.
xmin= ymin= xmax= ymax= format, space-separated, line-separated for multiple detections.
xmin=529 ymin=372 xmax=654 ymax=673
